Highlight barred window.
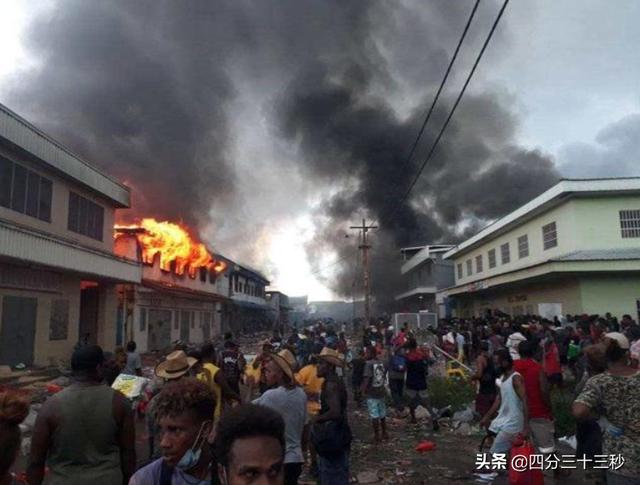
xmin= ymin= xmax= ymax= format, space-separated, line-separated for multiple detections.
xmin=466 ymin=259 xmax=472 ymax=276
xmin=620 ymin=210 xmax=640 ymax=238
xmin=488 ymin=248 xmax=497 ymax=268
xmin=501 ymin=242 xmax=511 ymax=264
xmin=476 ymin=254 xmax=483 ymax=273
xmin=457 ymin=263 xmax=463 ymax=279
xmin=518 ymin=234 xmax=529 ymax=259
xmin=542 ymin=222 xmax=558 ymax=250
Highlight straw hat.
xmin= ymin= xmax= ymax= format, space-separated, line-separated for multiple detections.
xmin=318 ymin=347 xmax=345 ymax=367
xmin=605 ymin=332 xmax=630 ymax=350
xmin=270 ymin=349 xmax=297 ymax=381
xmin=155 ymin=350 xmax=198 ymax=379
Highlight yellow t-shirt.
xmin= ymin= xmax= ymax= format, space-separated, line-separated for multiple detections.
xmin=295 ymin=364 xmax=324 ymax=415
xmin=244 ymin=363 xmax=262 ymax=387
xmin=198 ymin=363 xmax=222 ymax=418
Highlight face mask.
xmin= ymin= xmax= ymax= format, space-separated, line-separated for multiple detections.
xmin=176 ymin=421 xmax=210 ymax=471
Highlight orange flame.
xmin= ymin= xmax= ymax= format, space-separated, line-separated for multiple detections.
xmin=114 ymin=218 xmax=227 ymax=278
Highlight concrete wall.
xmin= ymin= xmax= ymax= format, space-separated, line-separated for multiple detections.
xmin=452 ymin=274 xmax=640 ymax=321
xmin=572 ymin=195 xmax=640 ymax=250
xmin=452 ymin=194 xmax=640 ymax=288
xmin=0 ymin=265 xmax=120 ymax=366
xmin=131 ymin=287 xmax=218 ymax=352
xmin=579 ymin=274 xmax=640 ymax=320
xmin=453 ymin=201 xmax=577 ymax=287
xmin=0 ymin=144 xmax=117 ymax=253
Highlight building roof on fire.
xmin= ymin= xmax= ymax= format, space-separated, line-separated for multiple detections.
xmin=0 ymin=103 xmax=131 ymax=208
xmin=443 ymin=177 xmax=640 ymax=260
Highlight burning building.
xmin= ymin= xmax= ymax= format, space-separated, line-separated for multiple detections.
xmin=114 ymin=219 xmax=231 ymax=352
xmin=0 ymin=103 xmax=141 ymax=367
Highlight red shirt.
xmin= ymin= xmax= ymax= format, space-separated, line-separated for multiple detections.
xmin=513 ymin=358 xmax=552 ymax=420
xmin=543 ymin=342 xmax=562 ymax=375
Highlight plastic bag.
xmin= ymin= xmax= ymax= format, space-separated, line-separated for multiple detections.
xmin=508 ymin=438 xmax=544 ymax=485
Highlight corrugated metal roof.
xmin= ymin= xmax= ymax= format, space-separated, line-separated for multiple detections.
xmin=552 ymin=248 xmax=640 ymax=261
xmin=444 ymin=177 xmax=640 ymax=260
xmin=0 ymin=220 xmax=141 ymax=282
xmin=0 ymin=103 xmax=131 ymax=208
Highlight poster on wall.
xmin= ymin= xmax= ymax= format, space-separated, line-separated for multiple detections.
xmin=538 ymin=303 xmax=563 ymax=320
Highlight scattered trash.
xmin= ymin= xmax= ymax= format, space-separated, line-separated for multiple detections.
xmin=558 ymin=435 xmax=577 ymax=450
xmin=452 ymin=406 xmax=474 ymax=423
xmin=14 ymin=363 xmax=27 ymax=370
xmin=413 ymin=405 xmax=430 ymax=420
xmin=454 ymin=423 xmax=472 ymax=436
xmin=415 ymin=440 xmax=436 ymax=453
xmin=356 ymin=470 xmax=379 ymax=483
xmin=45 ymin=383 xmax=63 ymax=394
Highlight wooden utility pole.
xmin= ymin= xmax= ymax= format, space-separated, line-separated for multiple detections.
xmin=350 ymin=219 xmax=377 ymax=326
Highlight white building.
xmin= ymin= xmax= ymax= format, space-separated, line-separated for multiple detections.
xmin=228 ymin=264 xmax=271 ymax=333
xmin=395 ymin=244 xmax=455 ymax=316
xmin=440 ymin=178 xmax=640 ymax=321
xmin=0 ymin=103 xmax=141 ymax=366
xmin=114 ymin=234 xmax=230 ymax=352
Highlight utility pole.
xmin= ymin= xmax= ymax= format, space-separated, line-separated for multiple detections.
xmin=350 ymin=218 xmax=377 ymax=326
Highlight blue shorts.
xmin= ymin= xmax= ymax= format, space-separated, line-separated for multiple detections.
xmin=366 ymin=398 xmax=387 ymax=419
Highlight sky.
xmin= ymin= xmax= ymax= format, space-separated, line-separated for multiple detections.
xmin=0 ymin=1 xmax=638 ymax=302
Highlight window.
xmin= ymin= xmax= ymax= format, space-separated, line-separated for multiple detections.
xmin=139 ymin=308 xmax=147 ymax=332
xmin=68 ymin=191 xmax=104 ymax=241
xmin=518 ymin=234 xmax=529 ymax=259
xmin=476 ymin=255 xmax=483 ymax=273
xmin=49 ymin=299 xmax=69 ymax=341
xmin=500 ymin=242 xmax=510 ymax=264
xmin=466 ymin=259 xmax=472 ymax=276
xmin=457 ymin=263 xmax=463 ymax=279
xmin=620 ymin=210 xmax=640 ymax=238
xmin=542 ymin=222 xmax=557 ymax=250
xmin=488 ymin=249 xmax=496 ymax=269
xmin=0 ymin=155 xmax=53 ymax=222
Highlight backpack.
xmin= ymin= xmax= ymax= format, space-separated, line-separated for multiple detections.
xmin=390 ymin=354 xmax=406 ymax=373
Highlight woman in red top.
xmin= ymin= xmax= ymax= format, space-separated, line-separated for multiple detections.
xmin=543 ymin=329 xmax=563 ymax=388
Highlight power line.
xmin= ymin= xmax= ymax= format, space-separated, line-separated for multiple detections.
xmin=394 ymin=0 xmax=481 ymax=177
xmin=309 ymin=0 xmax=510 ymax=279
xmin=383 ymin=0 xmax=510 ymax=221
xmin=307 ymin=0 xmax=482 ymax=279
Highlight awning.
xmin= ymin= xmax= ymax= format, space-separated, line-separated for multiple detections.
xmin=231 ymin=299 xmax=272 ymax=311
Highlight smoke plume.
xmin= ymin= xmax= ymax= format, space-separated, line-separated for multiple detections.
xmin=5 ymin=1 xmax=560 ymax=307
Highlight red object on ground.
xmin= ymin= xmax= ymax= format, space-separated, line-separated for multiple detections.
xmin=46 ymin=383 xmax=63 ymax=394
xmin=508 ymin=438 xmax=544 ymax=485
xmin=415 ymin=441 xmax=436 ymax=452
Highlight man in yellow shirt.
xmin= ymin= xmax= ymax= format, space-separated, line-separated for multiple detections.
xmin=197 ymin=343 xmax=240 ymax=418
xmin=295 ymin=356 xmax=324 ymax=477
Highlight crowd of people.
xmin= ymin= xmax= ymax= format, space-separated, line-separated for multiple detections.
xmin=0 ymin=312 xmax=639 ymax=484
xmin=447 ymin=312 xmax=640 ymax=485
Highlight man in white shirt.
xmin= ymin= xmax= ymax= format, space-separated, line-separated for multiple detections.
xmin=253 ymin=349 xmax=307 ymax=485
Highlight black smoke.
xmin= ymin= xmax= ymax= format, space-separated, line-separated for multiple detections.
xmin=6 ymin=1 xmax=560 ymax=307
xmin=6 ymin=1 xmax=243 ymax=228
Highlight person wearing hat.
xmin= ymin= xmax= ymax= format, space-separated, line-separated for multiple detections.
xmin=253 ymin=349 xmax=307 ymax=485
xmin=142 ymin=350 xmax=200 ymax=461
xmin=313 ymin=348 xmax=351 ymax=485
xmin=155 ymin=350 xmax=199 ymax=380
xmin=573 ymin=332 xmax=640 ymax=484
